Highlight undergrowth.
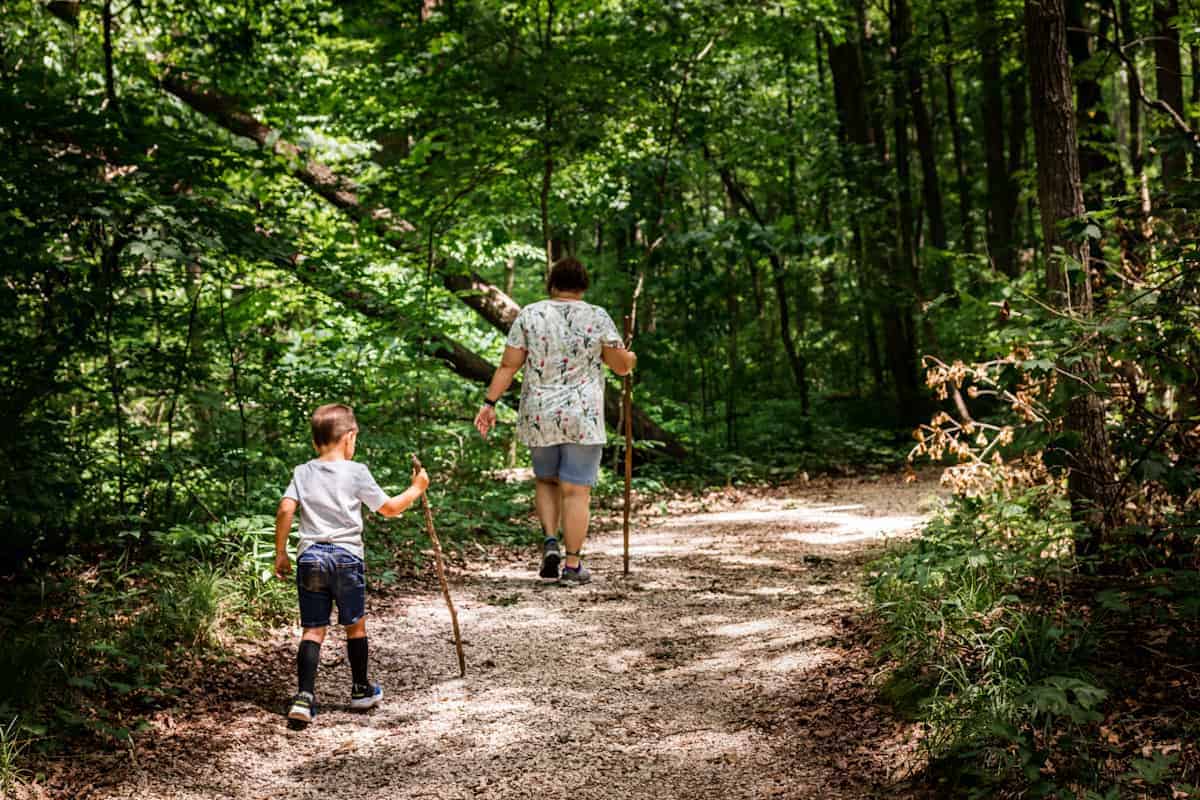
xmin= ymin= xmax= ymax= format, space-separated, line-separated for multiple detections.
xmin=870 ymin=489 xmax=1200 ymax=798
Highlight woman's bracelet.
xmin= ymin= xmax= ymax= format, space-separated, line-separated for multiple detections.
xmin=483 ymin=397 xmax=497 ymax=407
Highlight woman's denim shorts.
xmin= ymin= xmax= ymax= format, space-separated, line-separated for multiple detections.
xmin=295 ymin=543 xmax=366 ymax=627
xmin=530 ymin=443 xmax=604 ymax=487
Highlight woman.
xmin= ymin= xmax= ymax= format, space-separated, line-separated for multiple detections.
xmin=474 ymin=256 xmax=637 ymax=584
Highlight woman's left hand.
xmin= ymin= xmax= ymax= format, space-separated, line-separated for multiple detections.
xmin=474 ymin=404 xmax=497 ymax=439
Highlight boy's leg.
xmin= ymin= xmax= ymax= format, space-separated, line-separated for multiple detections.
xmin=345 ymin=618 xmax=369 ymax=687
xmin=295 ymin=546 xmax=335 ymax=706
xmin=331 ymin=548 xmax=380 ymax=709
xmin=298 ymin=626 xmax=327 ymax=695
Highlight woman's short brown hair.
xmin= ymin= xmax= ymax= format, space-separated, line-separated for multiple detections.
xmin=311 ymin=403 xmax=358 ymax=448
xmin=547 ymin=256 xmax=590 ymax=294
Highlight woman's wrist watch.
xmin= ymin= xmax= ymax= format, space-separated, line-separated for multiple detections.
xmin=483 ymin=397 xmax=497 ymax=408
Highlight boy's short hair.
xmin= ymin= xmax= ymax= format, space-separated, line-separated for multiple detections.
xmin=311 ymin=404 xmax=358 ymax=448
xmin=547 ymin=256 xmax=590 ymax=294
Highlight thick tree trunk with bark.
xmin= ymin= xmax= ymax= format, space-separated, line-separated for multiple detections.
xmin=1025 ymin=0 xmax=1120 ymax=553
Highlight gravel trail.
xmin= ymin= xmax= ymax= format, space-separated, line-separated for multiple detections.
xmin=91 ymin=474 xmax=935 ymax=800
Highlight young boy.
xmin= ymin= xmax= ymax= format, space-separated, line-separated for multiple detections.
xmin=274 ymin=403 xmax=430 ymax=724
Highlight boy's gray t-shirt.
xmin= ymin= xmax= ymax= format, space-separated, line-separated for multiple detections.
xmin=283 ymin=460 xmax=389 ymax=560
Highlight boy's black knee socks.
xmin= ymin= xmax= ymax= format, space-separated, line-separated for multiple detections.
xmin=297 ymin=640 xmax=320 ymax=695
xmin=348 ymin=636 xmax=369 ymax=686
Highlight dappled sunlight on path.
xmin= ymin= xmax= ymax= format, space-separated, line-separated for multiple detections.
xmin=91 ymin=474 xmax=937 ymax=800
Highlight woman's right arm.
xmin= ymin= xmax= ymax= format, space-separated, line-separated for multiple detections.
xmin=602 ymin=345 xmax=637 ymax=376
xmin=475 ymin=345 xmax=527 ymax=438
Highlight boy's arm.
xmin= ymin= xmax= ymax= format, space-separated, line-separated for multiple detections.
xmin=274 ymin=498 xmax=298 ymax=578
xmin=377 ymin=468 xmax=431 ymax=517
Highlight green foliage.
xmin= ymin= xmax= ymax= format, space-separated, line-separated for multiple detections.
xmin=5 ymin=0 xmax=1200 ymax=792
xmin=0 ymin=717 xmax=32 ymax=796
xmin=872 ymin=485 xmax=1200 ymax=796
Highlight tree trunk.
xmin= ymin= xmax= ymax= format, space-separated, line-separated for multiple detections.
xmin=891 ymin=0 xmax=920 ymax=294
xmin=1067 ymin=0 xmax=1113 ymax=284
xmin=712 ymin=164 xmax=808 ymax=404
xmin=1007 ymin=66 xmax=1027 ymax=264
xmin=101 ymin=0 xmax=118 ymax=112
xmin=978 ymin=0 xmax=1018 ymax=275
xmin=1192 ymin=42 xmax=1200 ymax=178
xmin=896 ymin=0 xmax=948 ymax=265
xmin=1117 ymin=0 xmax=1152 ymax=269
xmin=1025 ymin=0 xmax=1120 ymax=554
xmin=1192 ymin=43 xmax=1200 ymax=178
xmin=939 ymin=12 xmax=975 ymax=253
xmin=830 ymin=33 xmax=922 ymax=421
xmin=1154 ymin=0 xmax=1187 ymax=187
xmin=1067 ymin=1 xmax=1109 ymax=185
xmin=540 ymin=0 xmax=556 ymax=271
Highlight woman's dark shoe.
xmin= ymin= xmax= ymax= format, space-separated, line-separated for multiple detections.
xmin=539 ymin=536 xmax=561 ymax=580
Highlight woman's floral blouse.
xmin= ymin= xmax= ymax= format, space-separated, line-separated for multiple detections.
xmin=505 ymin=299 xmax=624 ymax=447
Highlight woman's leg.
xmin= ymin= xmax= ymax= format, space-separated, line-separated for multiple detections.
xmin=560 ymin=480 xmax=591 ymax=568
xmin=535 ymin=477 xmax=562 ymax=538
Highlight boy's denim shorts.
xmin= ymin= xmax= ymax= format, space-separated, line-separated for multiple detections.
xmin=530 ymin=443 xmax=604 ymax=487
xmin=295 ymin=543 xmax=366 ymax=628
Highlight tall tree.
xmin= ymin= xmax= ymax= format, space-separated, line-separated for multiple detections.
xmin=977 ymin=0 xmax=1020 ymax=275
xmin=897 ymin=0 xmax=949 ymax=262
xmin=830 ymin=20 xmax=922 ymax=421
xmin=1154 ymin=0 xmax=1188 ymax=186
xmin=1025 ymin=0 xmax=1120 ymax=551
xmin=939 ymin=10 xmax=976 ymax=252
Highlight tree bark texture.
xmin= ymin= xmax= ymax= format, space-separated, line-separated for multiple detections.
xmin=1025 ymin=0 xmax=1120 ymax=552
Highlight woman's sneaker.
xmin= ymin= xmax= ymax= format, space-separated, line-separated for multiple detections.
xmin=287 ymin=691 xmax=317 ymax=723
xmin=539 ymin=536 xmax=561 ymax=580
xmin=351 ymin=683 xmax=383 ymax=711
xmin=559 ymin=564 xmax=591 ymax=585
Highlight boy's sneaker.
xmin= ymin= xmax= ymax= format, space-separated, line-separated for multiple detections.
xmin=287 ymin=691 xmax=317 ymax=723
xmin=539 ymin=536 xmax=561 ymax=580
xmin=559 ymin=564 xmax=591 ymax=585
xmin=350 ymin=683 xmax=383 ymax=711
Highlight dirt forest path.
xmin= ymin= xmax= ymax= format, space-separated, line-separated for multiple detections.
xmin=92 ymin=474 xmax=937 ymax=800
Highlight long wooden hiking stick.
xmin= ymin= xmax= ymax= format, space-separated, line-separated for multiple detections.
xmin=411 ymin=455 xmax=466 ymax=677
xmin=622 ymin=314 xmax=634 ymax=576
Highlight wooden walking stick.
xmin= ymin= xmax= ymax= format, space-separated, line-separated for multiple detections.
xmin=411 ymin=455 xmax=466 ymax=678
xmin=622 ymin=314 xmax=634 ymax=576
